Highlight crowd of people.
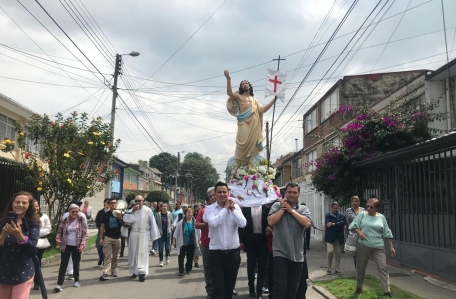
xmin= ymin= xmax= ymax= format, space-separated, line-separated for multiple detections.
xmin=0 ymin=185 xmax=397 ymax=299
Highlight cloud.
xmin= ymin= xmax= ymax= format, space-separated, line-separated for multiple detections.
xmin=0 ymin=0 xmax=455 ymax=177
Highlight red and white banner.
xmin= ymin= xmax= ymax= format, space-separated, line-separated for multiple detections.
xmin=265 ymin=69 xmax=287 ymax=102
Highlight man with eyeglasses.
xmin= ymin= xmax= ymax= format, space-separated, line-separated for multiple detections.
xmin=123 ymin=195 xmax=160 ymax=282
xmin=99 ymin=198 xmax=125 ymax=281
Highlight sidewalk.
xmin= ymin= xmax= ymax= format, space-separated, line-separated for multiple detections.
xmin=306 ymin=240 xmax=456 ymax=299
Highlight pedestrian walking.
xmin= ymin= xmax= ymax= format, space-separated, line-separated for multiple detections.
xmin=95 ymin=198 xmax=110 ymax=266
xmin=99 ymin=198 xmax=125 ymax=281
xmin=173 ymin=207 xmax=199 ymax=276
xmin=349 ymin=197 xmax=395 ymax=298
xmin=203 ymin=182 xmax=246 ymax=299
xmin=345 ymin=196 xmax=365 ymax=268
xmin=325 ymin=202 xmax=346 ymax=275
xmin=239 ymin=204 xmax=270 ymax=298
xmin=196 ymin=187 xmax=217 ymax=299
xmin=33 ymin=199 xmax=51 ymax=291
xmin=0 ymin=192 xmax=40 ymax=299
xmin=267 ymin=183 xmax=311 ymax=299
xmin=193 ymin=204 xmax=202 ymax=268
xmin=54 ymin=203 xmax=88 ymax=292
xmin=155 ymin=203 xmax=173 ymax=267
xmin=123 ymin=195 xmax=160 ymax=282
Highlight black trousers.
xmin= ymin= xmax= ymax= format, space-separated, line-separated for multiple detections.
xmin=178 ymin=245 xmax=194 ymax=273
xmin=267 ymin=252 xmax=274 ymax=299
xmin=245 ymin=235 xmax=268 ymax=296
xmin=57 ymin=245 xmax=81 ymax=285
xmin=120 ymin=236 xmax=126 ymax=254
xmin=209 ymin=249 xmax=241 ymax=299
xmin=305 ymin=228 xmax=311 ymax=249
xmin=295 ymin=256 xmax=309 ymax=299
xmin=34 ymin=248 xmax=45 ymax=285
xmin=272 ymin=256 xmax=303 ymax=299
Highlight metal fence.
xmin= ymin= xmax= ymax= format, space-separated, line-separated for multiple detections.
xmin=0 ymin=157 xmax=40 ymax=213
xmin=352 ymin=133 xmax=456 ymax=278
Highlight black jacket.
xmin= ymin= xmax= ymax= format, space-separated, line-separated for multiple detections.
xmin=239 ymin=206 xmax=270 ymax=252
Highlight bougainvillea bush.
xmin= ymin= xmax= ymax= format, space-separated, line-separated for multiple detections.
xmin=307 ymin=99 xmax=446 ymax=202
xmin=1 ymin=112 xmax=120 ymax=228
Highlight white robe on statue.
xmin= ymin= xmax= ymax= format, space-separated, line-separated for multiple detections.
xmin=123 ymin=205 xmax=160 ymax=275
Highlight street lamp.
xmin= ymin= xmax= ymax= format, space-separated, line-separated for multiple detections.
xmin=106 ymin=51 xmax=139 ymax=199
xmin=110 ymin=51 xmax=140 ymax=139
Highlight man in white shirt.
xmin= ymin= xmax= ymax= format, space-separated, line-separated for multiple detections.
xmin=203 ymin=182 xmax=247 ymax=299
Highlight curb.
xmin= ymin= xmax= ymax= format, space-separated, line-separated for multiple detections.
xmin=312 ymin=285 xmax=337 ymax=299
xmin=41 ymin=244 xmax=96 ymax=266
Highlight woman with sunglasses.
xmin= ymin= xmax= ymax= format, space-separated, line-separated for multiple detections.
xmin=349 ymin=197 xmax=395 ymax=298
xmin=54 ymin=203 xmax=88 ymax=292
xmin=324 ymin=202 xmax=346 ymax=275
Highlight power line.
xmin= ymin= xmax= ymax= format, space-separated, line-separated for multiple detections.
xmin=117 ymin=93 xmax=164 ymax=152
xmin=0 ymin=75 xmax=104 ymax=88
xmin=274 ymin=0 xmax=391 ymax=143
xmin=370 ymin=0 xmax=411 ymax=73
xmin=30 ymin=0 xmax=110 ymax=86
xmin=273 ymin=0 xmax=360 ymax=127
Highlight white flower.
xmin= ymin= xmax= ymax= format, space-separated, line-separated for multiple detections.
xmin=258 ymin=165 xmax=267 ymax=174
xmin=237 ymin=168 xmax=247 ymax=176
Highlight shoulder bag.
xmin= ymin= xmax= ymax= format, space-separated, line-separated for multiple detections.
xmin=344 ymin=212 xmax=365 ymax=255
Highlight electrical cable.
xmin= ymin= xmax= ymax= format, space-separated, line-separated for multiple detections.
xmin=370 ymin=0 xmax=411 ymax=73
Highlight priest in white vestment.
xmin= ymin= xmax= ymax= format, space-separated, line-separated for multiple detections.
xmin=123 ymin=195 xmax=160 ymax=281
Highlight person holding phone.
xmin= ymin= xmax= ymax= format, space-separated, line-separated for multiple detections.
xmin=54 ymin=203 xmax=88 ymax=292
xmin=0 ymin=191 xmax=40 ymax=299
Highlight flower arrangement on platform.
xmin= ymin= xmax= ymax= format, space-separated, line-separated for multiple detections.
xmin=228 ymin=159 xmax=280 ymax=204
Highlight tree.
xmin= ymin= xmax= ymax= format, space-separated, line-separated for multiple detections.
xmin=308 ymin=98 xmax=446 ymax=203
xmin=145 ymin=191 xmax=172 ymax=203
xmin=178 ymin=152 xmax=219 ymax=198
xmin=149 ymin=152 xmax=179 ymax=185
xmin=1 ymin=112 xmax=120 ymax=229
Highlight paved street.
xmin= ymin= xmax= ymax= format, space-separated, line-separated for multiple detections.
xmin=30 ymin=244 xmax=322 ymax=299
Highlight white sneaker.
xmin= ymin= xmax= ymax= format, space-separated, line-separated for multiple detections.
xmin=159 ymin=261 xmax=163 ymax=267
xmin=73 ymin=281 xmax=81 ymax=288
xmin=165 ymin=258 xmax=169 ymax=265
xmin=150 ymin=249 xmax=156 ymax=255
xmin=54 ymin=285 xmax=62 ymax=293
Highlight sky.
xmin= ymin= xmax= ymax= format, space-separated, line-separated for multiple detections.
xmin=1 ymin=0 xmax=455 ymax=179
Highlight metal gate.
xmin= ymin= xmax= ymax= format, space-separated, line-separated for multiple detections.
xmin=0 ymin=157 xmax=39 ymax=213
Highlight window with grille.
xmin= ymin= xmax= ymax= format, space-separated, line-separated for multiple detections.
xmin=0 ymin=114 xmax=16 ymax=142
xmin=305 ymin=109 xmax=317 ymax=133
xmin=306 ymin=149 xmax=318 ymax=173
xmin=321 ymin=89 xmax=338 ymax=122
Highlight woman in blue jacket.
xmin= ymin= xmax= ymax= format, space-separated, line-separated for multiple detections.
xmin=324 ymin=202 xmax=346 ymax=275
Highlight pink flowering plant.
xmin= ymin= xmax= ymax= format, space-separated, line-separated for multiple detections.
xmin=308 ymin=98 xmax=446 ymax=202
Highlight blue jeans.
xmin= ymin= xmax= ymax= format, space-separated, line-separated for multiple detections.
xmin=158 ymin=235 xmax=170 ymax=262
xmin=272 ymin=256 xmax=303 ymax=299
xmin=152 ymin=239 xmax=159 ymax=251
xmin=96 ymin=232 xmax=104 ymax=262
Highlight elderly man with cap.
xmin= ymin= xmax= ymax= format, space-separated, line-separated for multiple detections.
xmin=196 ymin=187 xmax=216 ymax=299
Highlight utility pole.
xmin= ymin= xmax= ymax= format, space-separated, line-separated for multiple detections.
xmin=110 ymin=54 xmax=121 ymax=139
xmin=267 ymin=55 xmax=286 ymax=170
xmin=295 ymin=138 xmax=298 ymax=152
xmin=106 ymin=51 xmax=139 ymax=199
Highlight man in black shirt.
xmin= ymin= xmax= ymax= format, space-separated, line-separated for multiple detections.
xmin=95 ymin=198 xmax=110 ymax=266
xmin=99 ymin=198 xmax=124 ymax=281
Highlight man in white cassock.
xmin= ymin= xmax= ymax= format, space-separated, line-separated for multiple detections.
xmin=123 ymin=195 xmax=160 ymax=282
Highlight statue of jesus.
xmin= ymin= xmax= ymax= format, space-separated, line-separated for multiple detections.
xmin=224 ymin=70 xmax=278 ymax=164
